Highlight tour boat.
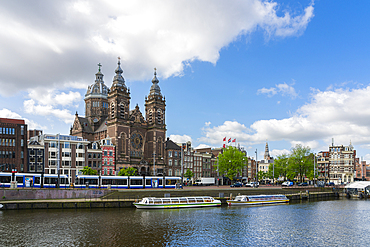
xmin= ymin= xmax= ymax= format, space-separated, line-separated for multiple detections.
xmin=134 ymin=196 xmax=221 ymax=209
xmin=0 ymin=204 xmax=3 ymax=209
xmin=227 ymin=194 xmax=289 ymax=206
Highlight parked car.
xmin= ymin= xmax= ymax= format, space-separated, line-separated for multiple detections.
xmin=298 ymin=182 xmax=308 ymax=186
xmin=245 ymin=182 xmax=259 ymax=187
xmin=282 ymin=181 xmax=293 ymax=187
xmin=230 ymin=182 xmax=243 ymax=187
xmin=326 ymin=182 xmax=335 ymax=186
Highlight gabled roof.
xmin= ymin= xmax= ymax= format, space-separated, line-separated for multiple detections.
xmin=95 ymin=117 xmax=108 ymax=132
xmin=78 ymin=117 xmax=93 ymax=133
xmin=166 ymin=139 xmax=181 ymax=150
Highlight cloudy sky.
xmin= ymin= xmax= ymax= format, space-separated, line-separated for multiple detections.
xmin=1 ymin=0 xmax=370 ymax=161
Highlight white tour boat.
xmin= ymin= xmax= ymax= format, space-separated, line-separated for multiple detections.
xmin=134 ymin=196 xmax=221 ymax=209
xmin=227 ymin=194 xmax=289 ymax=206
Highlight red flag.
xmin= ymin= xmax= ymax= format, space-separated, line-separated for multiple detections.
xmin=223 ymin=144 xmax=226 ymax=148
xmin=232 ymin=139 xmax=236 ymax=142
xmin=223 ymin=137 xmax=226 ymax=142
xmin=228 ymin=138 xmax=231 ymax=143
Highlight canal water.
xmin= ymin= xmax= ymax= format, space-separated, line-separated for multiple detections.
xmin=1 ymin=199 xmax=370 ymax=246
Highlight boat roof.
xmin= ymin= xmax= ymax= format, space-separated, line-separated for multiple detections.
xmin=345 ymin=181 xmax=370 ymax=189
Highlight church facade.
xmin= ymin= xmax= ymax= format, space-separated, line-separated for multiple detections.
xmin=70 ymin=59 xmax=166 ymax=175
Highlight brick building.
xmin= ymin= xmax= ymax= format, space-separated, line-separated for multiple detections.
xmin=0 ymin=118 xmax=28 ymax=172
xmin=71 ymin=59 xmax=166 ymax=175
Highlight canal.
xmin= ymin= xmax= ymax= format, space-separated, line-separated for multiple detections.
xmin=1 ymin=198 xmax=369 ymax=246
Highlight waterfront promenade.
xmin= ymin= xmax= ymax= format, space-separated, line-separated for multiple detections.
xmin=0 ymin=185 xmax=339 ymax=210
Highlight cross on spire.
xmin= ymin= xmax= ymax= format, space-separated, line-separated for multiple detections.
xmin=97 ymin=63 xmax=102 ymax=72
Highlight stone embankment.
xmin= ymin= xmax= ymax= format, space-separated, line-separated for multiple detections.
xmin=0 ymin=186 xmax=339 ymax=210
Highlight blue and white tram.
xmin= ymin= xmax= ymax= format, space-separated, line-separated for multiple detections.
xmin=0 ymin=172 xmax=69 ymax=188
xmin=74 ymin=175 xmax=181 ymax=189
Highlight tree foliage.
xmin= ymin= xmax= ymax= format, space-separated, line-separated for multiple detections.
xmin=80 ymin=166 xmax=98 ymax=175
xmin=184 ymin=169 xmax=194 ymax=180
xmin=268 ymin=144 xmax=314 ymax=182
xmin=118 ymin=167 xmax=137 ymax=176
xmin=215 ymin=146 xmax=247 ymax=181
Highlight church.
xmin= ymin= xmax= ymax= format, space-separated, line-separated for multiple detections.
xmin=70 ymin=58 xmax=166 ymax=176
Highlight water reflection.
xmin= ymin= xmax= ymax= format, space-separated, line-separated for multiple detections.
xmin=1 ymin=199 xmax=370 ymax=246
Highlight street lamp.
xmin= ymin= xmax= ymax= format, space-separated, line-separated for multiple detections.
xmin=255 ymin=149 xmax=258 ymax=188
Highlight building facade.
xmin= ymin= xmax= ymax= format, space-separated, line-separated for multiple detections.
xmin=30 ymin=134 xmax=90 ymax=184
xmin=27 ymin=140 xmax=44 ymax=173
xmin=328 ymin=142 xmax=356 ymax=185
xmin=71 ymin=59 xmax=166 ymax=175
xmin=0 ymin=118 xmax=28 ymax=172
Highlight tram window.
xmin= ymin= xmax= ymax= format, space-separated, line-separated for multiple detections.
xmin=16 ymin=177 xmax=23 ymax=183
xmin=34 ymin=177 xmax=40 ymax=184
xmin=146 ymin=179 xmax=151 ymax=185
xmin=0 ymin=176 xmax=11 ymax=183
xmin=158 ymin=179 xmax=163 ymax=185
xmin=130 ymin=179 xmax=143 ymax=185
xmin=117 ymin=179 xmax=127 ymax=185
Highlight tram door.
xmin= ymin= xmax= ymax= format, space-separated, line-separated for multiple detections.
xmin=152 ymin=179 xmax=158 ymax=188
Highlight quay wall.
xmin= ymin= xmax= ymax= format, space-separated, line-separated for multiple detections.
xmin=0 ymin=187 xmax=339 ymax=210
xmin=0 ymin=188 xmax=109 ymax=201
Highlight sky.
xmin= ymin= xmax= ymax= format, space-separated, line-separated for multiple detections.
xmin=1 ymin=0 xmax=370 ymax=161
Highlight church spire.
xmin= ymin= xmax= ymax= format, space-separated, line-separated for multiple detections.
xmin=149 ymin=68 xmax=162 ymax=97
xmin=264 ymin=141 xmax=270 ymax=160
xmin=112 ymin=57 xmax=126 ymax=89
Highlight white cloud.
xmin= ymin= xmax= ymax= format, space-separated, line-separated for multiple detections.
xmin=0 ymin=1 xmax=314 ymax=96
xmin=27 ymin=88 xmax=81 ymax=107
xmin=194 ymin=144 xmax=211 ymax=150
xmin=23 ymin=99 xmax=74 ymax=124
xmin=200 ymin=85 xmax=370 ymax=149
xmin=270 ymin=149 xmax=291 ymax=157
xmin=0 ymin=108 xmax=46 ymax=130
xmin=257 ymin=82 xmax=298 ymax=99
xmin=169 ymin=134 xmax=192 ymax=144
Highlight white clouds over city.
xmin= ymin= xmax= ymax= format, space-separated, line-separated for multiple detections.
xmin=0 ymin=0 xmax=314 ymax=97
xmin=200 ymin=85 xmax=370 ymax=151
xmin=257 ymin=82 xmax=298 ymax=99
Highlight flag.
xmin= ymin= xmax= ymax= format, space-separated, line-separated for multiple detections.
xmin=228 ymin=138 xmax=231 ymax=143
xmin=223 ymin=137 xmax=226 ymax=142
xmin=232 ymin=139 xmax=236 ymax=142
xmin=223 ymin=144 xmax=226 ymax=148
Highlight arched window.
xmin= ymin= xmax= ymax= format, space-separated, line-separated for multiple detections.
xmin=111 ymin=102 xmax=115 ymax=118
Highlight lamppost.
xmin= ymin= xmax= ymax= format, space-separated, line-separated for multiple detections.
xmin=153 ymin=151 xmax=156 ymax=176
xmin=255 ymin=149 xmax=258 ymax=188
xmin=57 ymin=133 xmax=60 ymax=188
xmin=313 ymin=153 xmax=316 ymax=187
xmin=181 ymin=143 xmax=185 ymax=189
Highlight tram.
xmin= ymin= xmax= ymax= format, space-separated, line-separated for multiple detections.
xmin=74 ymin=175 xmax=181 ymax=189
xmin=0 ymin=172 xmax=181 ymax=189
xmin=0 ymin=172 xmax=69 ymax=188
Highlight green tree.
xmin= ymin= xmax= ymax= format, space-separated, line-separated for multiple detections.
xmin=184 ymin=169 xmax=194 ymax=183
xmin=80 ymin=166 xmax=98 ymax=175
xmin=258 ymin=170 xmax=266 ymax=181
xmin=118 ymin=167 xmax=137 ymax=176
xmin=269 ymin=154 xmax=289 ymax=181
xmin=289 ymin=144 xmax=313 ymax=183
xmin=214 ymin=146 xmax=247 ymax=181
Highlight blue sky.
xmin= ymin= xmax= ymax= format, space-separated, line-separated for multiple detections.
xmin=1 ymin=0 xmax=370 ymax=161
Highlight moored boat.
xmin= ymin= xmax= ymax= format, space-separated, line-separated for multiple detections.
xmin=134 ymin=196 xmax=221 ymax=209
xmin=227 ymin=194 xmax=289 ymax=206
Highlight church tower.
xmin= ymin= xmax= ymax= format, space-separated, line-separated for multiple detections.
xmin=84 ymin=63 xmax=109 ymax=132
xmin=264 ymin=141 xmax=271 ymax=160
xmin=145 ymin=68 xmax=166 ymax=161
xmin=108 ymin=58 xmax=130 ymax=122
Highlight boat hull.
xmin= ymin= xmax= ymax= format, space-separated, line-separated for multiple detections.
xmin=134 ymin=202 xmax=221 ymax=209
xmin=227 ymin=200 xmax=289 ymax=206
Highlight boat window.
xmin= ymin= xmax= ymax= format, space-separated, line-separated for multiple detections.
xmin=188 ymin=198 xmax=196 ymax=203
xmin=162 ymin=199 xmax=171 ymax=204
xmin=196 ymin=198 xmax=204 ymax=203
xmin=154 ymin=199 xmax=162 ymax=204
xmin=179 ymin=198 xmax=187 ymax=203
xmin=170 ymin=198 xmax=179 ymax=204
